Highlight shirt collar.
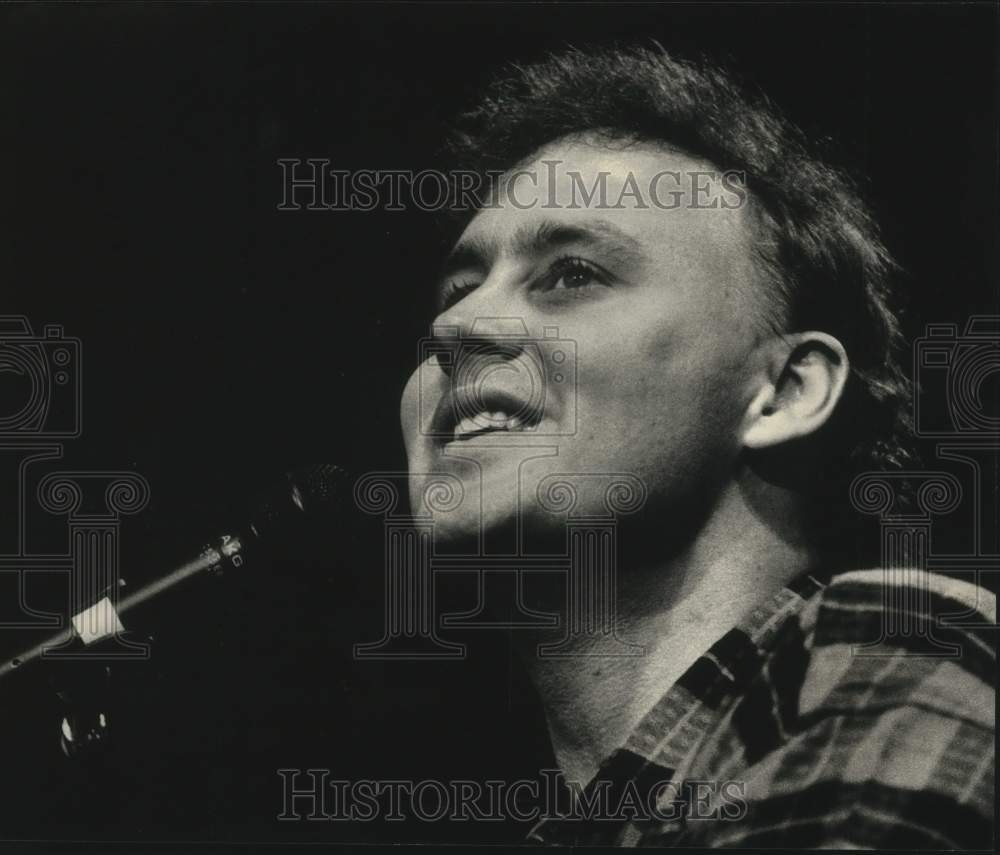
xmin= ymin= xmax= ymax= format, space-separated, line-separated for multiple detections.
xmin=526 ymin=571 xmax=827 ymax=846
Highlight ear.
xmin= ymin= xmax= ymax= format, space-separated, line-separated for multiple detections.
xmin=742 ymin=332 xmax=849 ymax=450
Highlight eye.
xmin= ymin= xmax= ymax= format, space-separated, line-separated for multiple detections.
xmin=545 ymin=257 xmax=608 ymax=291
xmin=439 ymin=278 xmax=480 ymax=311
xmin=439 ymin=256 xmax=611 ymax=311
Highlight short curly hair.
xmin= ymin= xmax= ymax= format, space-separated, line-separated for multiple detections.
xmin=442 ymin=43 xmax=918 ymax=540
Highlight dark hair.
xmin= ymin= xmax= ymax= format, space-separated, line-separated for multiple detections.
xmin=443 ymin=43 xmax=918 ymax=538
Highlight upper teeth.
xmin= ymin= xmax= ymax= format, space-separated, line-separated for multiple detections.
xmin=453 ymin=410 xmax=524 ymax=440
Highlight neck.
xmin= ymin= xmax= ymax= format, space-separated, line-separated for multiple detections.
xmin=516 ymin=477 xmax=816 ymax=786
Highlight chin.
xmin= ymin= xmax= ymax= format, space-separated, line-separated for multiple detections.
xmin=404 ymin=472 xmax=566 ymax=552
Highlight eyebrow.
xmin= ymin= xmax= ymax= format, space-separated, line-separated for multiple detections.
xmin=439 ymin=219 xmax=647 ymax=283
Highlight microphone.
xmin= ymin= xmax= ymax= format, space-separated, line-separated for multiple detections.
xmin=0 ymin=463 xmax=353 ymax=685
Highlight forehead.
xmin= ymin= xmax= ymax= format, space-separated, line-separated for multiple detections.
xmin=454 ymin=136 xmax=754 ymax=275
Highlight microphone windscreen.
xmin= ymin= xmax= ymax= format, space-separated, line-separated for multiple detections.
xmin=248 ymin=463 xmax=353 ymax=545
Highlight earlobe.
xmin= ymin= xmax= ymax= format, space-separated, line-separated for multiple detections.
xmin=742 ymin=332 xmax=849 ymax=450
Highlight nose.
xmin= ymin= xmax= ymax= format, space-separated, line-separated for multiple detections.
xmin=426 ymin=314 xmax=552 ymax=434
xmin=429 ymin=318 xmax=531 ymax=379
xmin=429 ymin=269 xmax=534 ymax=378
xmin=420 ymin=264 xmax=559 ymax=435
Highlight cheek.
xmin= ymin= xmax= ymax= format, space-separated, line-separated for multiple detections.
xmin=399 ymin=368 xmax=424 ymax=451
xmin=572 ymin=330 xmax=748 ymax=458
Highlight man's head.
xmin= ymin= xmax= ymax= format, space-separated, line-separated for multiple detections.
xmin=400 ymin=44 xmax=915 ymax=556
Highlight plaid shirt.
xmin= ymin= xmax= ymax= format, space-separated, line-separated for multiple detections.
xmin=527 ymin=568 xmax=995 ymax=848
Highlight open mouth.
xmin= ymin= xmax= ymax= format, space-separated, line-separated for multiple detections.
xmin=452 ymin=410 xmax=527 ymax=441
xmin=432 ymin=388 xmax=544 ymax=445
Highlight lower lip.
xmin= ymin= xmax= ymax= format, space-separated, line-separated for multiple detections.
xmin=448 ymin=430 xmax=525 ymax=444
xmin=439 ymin=422 xmax=552 ymax=446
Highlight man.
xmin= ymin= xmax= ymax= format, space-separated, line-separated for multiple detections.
xmin=398 ymin=44 xmax=994 ymax=847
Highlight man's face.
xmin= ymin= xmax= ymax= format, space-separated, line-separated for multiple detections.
xmin=400 ymin=136 xmax=770 ymax=546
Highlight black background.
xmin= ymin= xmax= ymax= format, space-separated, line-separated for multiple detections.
xmin=0 ymin=2 xmax=996 ymax=849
